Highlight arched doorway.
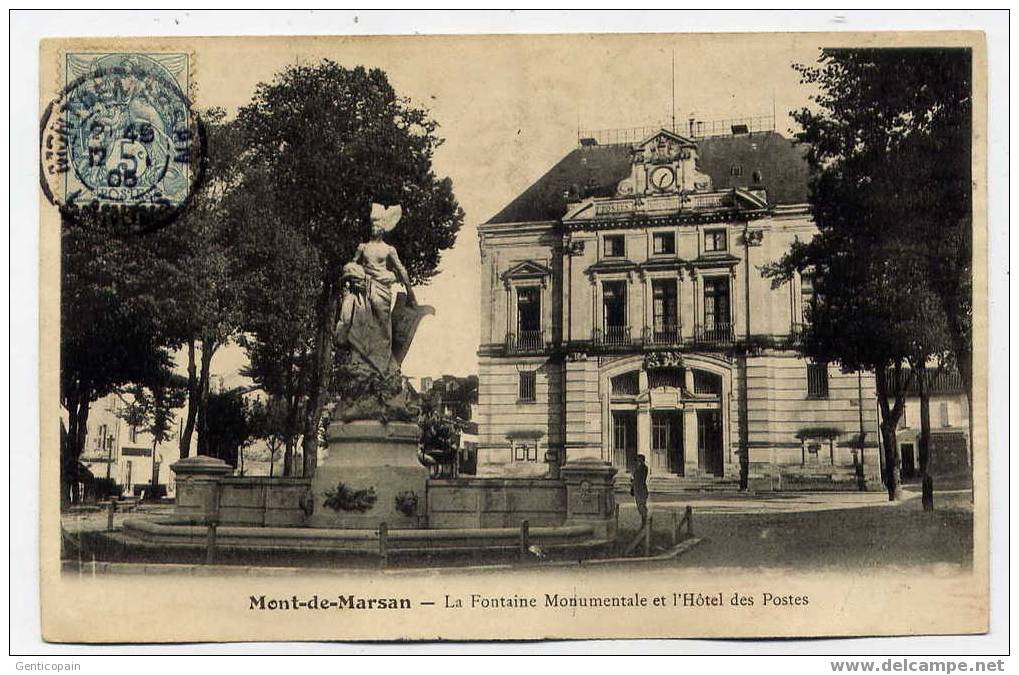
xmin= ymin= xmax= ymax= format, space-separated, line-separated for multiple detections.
xmin=601 ymin=354 xmax=731 ymax=479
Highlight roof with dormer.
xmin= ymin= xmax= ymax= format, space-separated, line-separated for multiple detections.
xmin=486 ymin=131 xmax=810 ymax=225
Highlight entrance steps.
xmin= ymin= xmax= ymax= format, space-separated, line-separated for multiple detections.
xmin=615 ymin=473 xmax=740 ymax=494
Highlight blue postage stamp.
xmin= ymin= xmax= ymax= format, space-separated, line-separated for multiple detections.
xmin=41 ymin=52 xmax=202 ymax=211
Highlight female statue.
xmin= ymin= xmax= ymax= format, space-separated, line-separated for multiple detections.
xmin=336 ymin=203 xmax=429 ymax=384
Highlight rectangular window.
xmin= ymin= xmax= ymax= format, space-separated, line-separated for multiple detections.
xmin=800 ymin=272 xmax=815 ymax=324
xmin=603 ymin=235 xmax=625 ymax=258
xmin=652 ymin=278 xmax=678 ymax=339
xmin=513 ymin=443 xmax=538 ymax=462
xmin=807 ymin=363 xmax=829 ymax=399
xmin=939 ymin=401 xmax=950 ymax=427
xmin=130 ymin=425 xmax=138 ymax=444
xmin=516 ymin=286 xmax=541 ymax=333
xmin=518 ymin=371 xmax=536 ymax=402
xmin=702 ymin=276 xmax=730 ymax=330
xmin=602 ymin=280 xmax=627 ymax=329
xmin=704 ymin=229 xmax=728 ymax=252
xmin=652 ymin=232 xmax=675 ymax=255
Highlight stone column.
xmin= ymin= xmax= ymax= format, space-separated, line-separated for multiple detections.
xmin=170 ymin=455 xmax=234 ymax=523
xmin=637 ymin=404 xmax=652 ymax=468
xmin=636 ymin=369 xmax=651 ymax=469
xmin=641 ymin=272 xmax=649 ymax=343
xmin=683 ymin=408 xmax=699 ymax=477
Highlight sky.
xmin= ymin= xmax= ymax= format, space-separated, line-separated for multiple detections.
xmin=187 ymin=33 xmax=823 ymax=385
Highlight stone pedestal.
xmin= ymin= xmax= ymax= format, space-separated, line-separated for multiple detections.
xmin=309 ymin=420 xmax=428 ymax=530
xmin=560 ymin=458 xmax=618 ymax=540
xmin=170 ymin=455 xmax=234 ymax=523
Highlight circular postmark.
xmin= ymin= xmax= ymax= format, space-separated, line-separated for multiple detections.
xmin=40 ymin=53 xmax=206 ymax=233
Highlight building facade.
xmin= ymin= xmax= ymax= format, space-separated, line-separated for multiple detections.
xmin=476 ymin=127 xmax=882 ymax=488
xmin=888 ymin=368 xmax=971 ymax=482
xmin=79 ymin=393 xmax=179 ymax=496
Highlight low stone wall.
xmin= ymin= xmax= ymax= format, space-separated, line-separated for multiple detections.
xmin=175 ymin=476 xmax=311 ymax=527
xmin=427 ymin=477 xmax=567 ymax=529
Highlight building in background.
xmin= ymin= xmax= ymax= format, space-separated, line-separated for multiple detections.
xmin=476 ymin=122 xmax=882 ymax=488
xmin=888 ymin=368 xmax=971 ymax=482
xmin=79 ymin=393 xmax=181 ymax=497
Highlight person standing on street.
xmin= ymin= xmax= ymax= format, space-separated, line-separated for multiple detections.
xmin=631 ymin=454 xmax=649 ymax=529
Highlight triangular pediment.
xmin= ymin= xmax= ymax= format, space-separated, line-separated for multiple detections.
xmin=502 ymin=260 xmax=552 ymax=281
xmin=732 ymin=187 xmax=769 ymax=209
xmin=637 ymin=128 xmax=697 ymax=149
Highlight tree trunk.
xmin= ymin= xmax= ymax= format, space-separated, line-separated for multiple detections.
xmin=957 ymin=348 xmax=974 ymax=501
xmin=917 ymin=364 xmax=934 ymax=511
xmin=150 ymin=438 xmax=160 ymax=491
xmin=737 ymin=354 xmax=750 ymax=490
xmin=283 ymin=440 xmax=294 ymax=477
xmin=301 ymin=283 xmax=339 ymax=479
xmin=875 ymin=362 xmax=905 ymax=501
xmin=196 ymin=338 xmax=216 ymax=456
xmin=63 ymin=392 xmax=92 ymax=505
xmin=179 ymin=338 xmax=199 ymax=458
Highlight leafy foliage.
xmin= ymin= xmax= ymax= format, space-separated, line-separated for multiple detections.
xmin=203 ymin=387 xmax=258 ymax=468
xmin=764 ymin=48 xmax=972 ymax=500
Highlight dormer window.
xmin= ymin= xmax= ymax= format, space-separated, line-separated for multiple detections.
xmin=652 ymin=232 xmax=675 ymax=256
xmin=603 ymin=235 xmax=625 ymax=258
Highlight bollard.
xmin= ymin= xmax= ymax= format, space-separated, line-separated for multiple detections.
xmin=671 ymin=510 xmax=679 ymax=548
xmin=644 ymin=513 xmax=653 ymax=556
xmin=205 ymin=522 xmax=217 ymax=565
xmin=519 ymin=519 xmax=530 ymax=561
xmin=205 ymin=482 xmax=222 ymax=565
xmin=685 ymin=505 xmax=693 ymax=537
xmin=378 ymin=522 xmax=389 ymax=569
xmin=106 ymin=499 xmax=117 ymax=532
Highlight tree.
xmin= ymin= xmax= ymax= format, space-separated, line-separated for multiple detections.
xmin=765 ymin=48 xmax=970 ymax=503
xmin=61 ymin=213 xmax=177 ymax=505
xmin=236 ymin=61 xmax=463 ymax=477
xmin=203 ymin=387 xmax=257 ymax=468
xmin=246 ymin=396 xmax=290 ymax=477
xmin=232 ymin=176 xmax=319 ymax=475
xmin=151 ymin=108 xmax=247 ymax=459
xmin=115 ymin=372 xmax=188 ymax=489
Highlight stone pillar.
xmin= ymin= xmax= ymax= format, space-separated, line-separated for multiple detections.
xmin=640 ymin=273 xmax=649 ymax=342
xmin=683 ymin=408 xmax=699 ymax=477
xmin=170 ymin=455 xmax=234 ymax=523
xmin=636 ymin=403 xmax=651 ymax=468
xmin=564 ymin=355 xmax=601 ymax=462
xmin=309 ymin=420 xmax=428 ymax=530
xmin=561 ymin=458 xmax=618 ymax=540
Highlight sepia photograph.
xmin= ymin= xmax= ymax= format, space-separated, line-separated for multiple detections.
xmin=15 ymin=12 xmax=1001 ymax=652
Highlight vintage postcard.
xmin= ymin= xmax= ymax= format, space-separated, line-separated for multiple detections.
xmin=40 ymin=30 xmax=988 ymax=643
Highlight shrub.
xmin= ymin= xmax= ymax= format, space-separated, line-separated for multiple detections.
xmin=92 ymin=478 xmax=123 ymax=500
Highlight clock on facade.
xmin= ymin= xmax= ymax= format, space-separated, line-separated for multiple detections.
xmin=649 ymin=166 xmax=675 ymax=191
